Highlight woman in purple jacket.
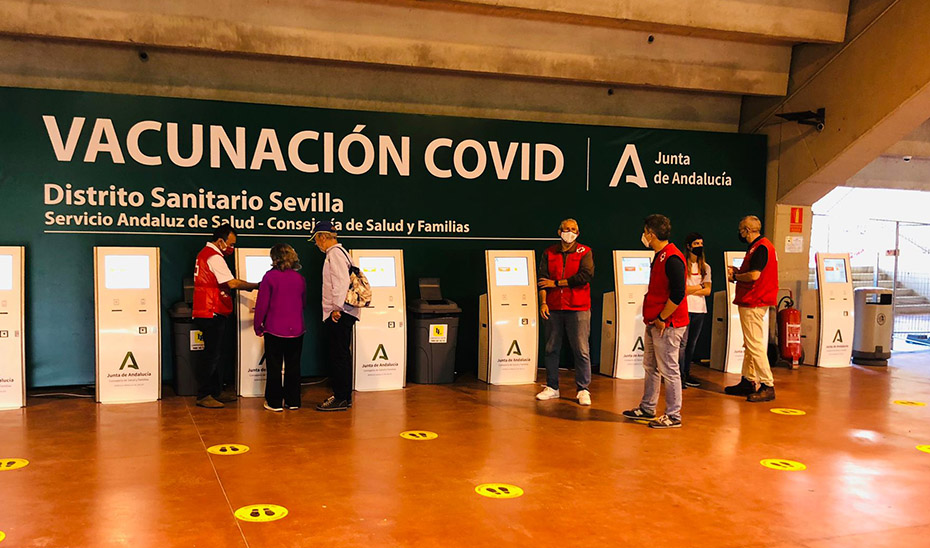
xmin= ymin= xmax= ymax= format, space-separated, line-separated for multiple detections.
xmin=254 ymin=244 xmax=307 ymax=411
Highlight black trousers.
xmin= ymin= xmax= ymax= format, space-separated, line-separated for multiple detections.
xmin=263 ymin=334 xmax=304 ymax=408
xmin=324 ymin=315 xmax=357 ymax=402
xmin=679 ymin=312 xmax=706 ymax=381
xmin=193 ymin=315 xmax=228 ymax=400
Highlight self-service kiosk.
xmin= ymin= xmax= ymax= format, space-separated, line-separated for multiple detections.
xmin=479 ymin=250 xmax=538 ymax=385
xmin=94 ymin=247 xmax=161 ymax=404
xmin=801 ymin=253 xmax=854 ymax=367
xmin=599 ymin=250 xmax=652 ymax=379
xmin=235 ymin=249 xmax=272 ymax=397
xmin=352 ymin=250 xmax=406 ymax=391
xmin=0 ymin=247 xmax=25 ymax=409
xmin=710 ymin=252 xmax=770 ymax=373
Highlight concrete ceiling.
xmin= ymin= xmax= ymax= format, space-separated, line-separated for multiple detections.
xmin=848 ymin=119 xmax=930 ymax=191
xmin=0 ymin=0 xmax=852 ymax=133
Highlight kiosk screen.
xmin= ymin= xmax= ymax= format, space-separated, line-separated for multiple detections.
xmin=359 ymin=257 xmax=396 ymax=288
xmin=0 ymin=255 xmax=12 ymax=291
xmin=732 ymin=258 xmax=744 ymax=269
xmin=495 ymin=257 xmax=529 ymax=286
xmin=621 ymin=257 xmax=651 ymax=285
xmin=245 ymin=256 xmax=272 ymax=284
xmin=823 ymin=258 xmax=848 ymax=283
xmin=104 ymin=255 xmax=150 ymax=290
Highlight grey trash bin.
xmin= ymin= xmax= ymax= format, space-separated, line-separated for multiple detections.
xmin=852 ymin=287 xmax=893 ymax=366
xmin=409 ymin=278 xmax=462 ymax=384
xmin=168 ymin=294 xmax=202 ymax=396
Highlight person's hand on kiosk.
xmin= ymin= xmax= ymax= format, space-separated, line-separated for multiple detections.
xmin=331 ymin=310 xmax=342 ymax=322
xmin=540 ymin=302 xmax=550 ymax=320
xmin=726 ymin=266 xmax=736 ymax=282
xmin=537 ymin=278 xmax=557 ymax=290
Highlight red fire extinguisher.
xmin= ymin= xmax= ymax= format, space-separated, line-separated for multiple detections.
xmin=777 ymin=292 xmax=802 ymax=368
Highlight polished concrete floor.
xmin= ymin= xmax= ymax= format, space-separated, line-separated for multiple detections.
xmin=2 ymin=353 xmax=930 ymax=548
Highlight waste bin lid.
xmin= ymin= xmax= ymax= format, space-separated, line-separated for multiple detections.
xmin=418 ymin=277 xmax=443 ymax=301
xmin=169 ymin=301 xmax=193 ymax=319
xmin=410 ymin=298 xmax=462 ymax=314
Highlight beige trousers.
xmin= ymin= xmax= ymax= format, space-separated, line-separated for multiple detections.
xmin=738 ymin=306 xmax=774 ymax=386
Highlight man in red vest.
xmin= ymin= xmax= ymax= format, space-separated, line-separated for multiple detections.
xmin=192 ymin=224 xmax=259 ymax=408
xmin=725 ymin=215 xmax=779 ymax=402
xmin=536 ymin=218 xmax=595 ymax=406
xmin=623 ymin=214 xmax=688 ymax=429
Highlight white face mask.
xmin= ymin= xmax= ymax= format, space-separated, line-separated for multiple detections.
xmin=641 ymin=232 xmax=651 ymax=248
xmin=560 ymin=231 xmax=578 ymax=244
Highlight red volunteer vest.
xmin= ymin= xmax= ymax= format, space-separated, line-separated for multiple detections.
xmin=192 ymin=245 xmax=234 ymax=319
xmin=643 ymin=243 xmax=689 ymax=327
xmin=544 ymin=243 xmax=592 ymax=311
xmin=734 ymin=237 xmax=779 ymax=308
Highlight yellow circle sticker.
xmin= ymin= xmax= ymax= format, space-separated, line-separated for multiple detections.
xmin=0 ymin=458 xmax=29 ymax=471
xmin=770 ymin=408 xmax=806 ymax=416
xmin=0 ymin=530 xmax=5 ymax=543
xmin=400 ymin=431 xmax=438 ymax=441
xmin=917 ymin=445 xmax=930 ymax=454
xmin=234 ymin=504 xmax=288 ymax=523
xmin=893 ymin=400 xmax=926 ymax=407
xmin=475 ymin=483 xmax=524 ymax=499
xmin=760 ymin=459 xmax=807 ymax=471
xmin=207 ymin=444 xmax=250 ymax=455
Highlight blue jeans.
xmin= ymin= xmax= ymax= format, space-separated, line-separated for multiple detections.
xmin=640 ymin=324 xmax=686 ymax=420
xmin=544 ymin=310 xmax=592 ymax=391
xmin=678 ymin=312 xmax=706 ymax=381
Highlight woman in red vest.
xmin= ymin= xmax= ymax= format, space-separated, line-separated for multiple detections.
xmin=623 ymin=214 xmax=688 ymax=429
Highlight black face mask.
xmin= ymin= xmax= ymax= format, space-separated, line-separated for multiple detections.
xmin=737 ymin=232 xmax=748 ymax=244
xmin=691 ymin=246 xmax=704 ymax=258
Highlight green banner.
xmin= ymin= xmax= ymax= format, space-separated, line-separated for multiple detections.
xmin=0 ymin=86 xmax=766 ymax=387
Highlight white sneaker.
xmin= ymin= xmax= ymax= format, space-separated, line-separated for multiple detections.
xmin=536 ymin=386 xmax=560 ymax=401
xmin=577 ymin=390 xmax=591 ymax=406
xmin=263 ymin=402 xmax=283 ymax=412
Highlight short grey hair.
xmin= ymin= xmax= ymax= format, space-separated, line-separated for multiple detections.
xmin=740 ymin=215 xmax=762 ymax=232
xmin=559 ymin=218 xmax=579 ymax=230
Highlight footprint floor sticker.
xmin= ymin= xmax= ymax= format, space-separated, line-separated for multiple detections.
xmin=917 ymin=445 xmax=930 ymax=454
xmin=770 ymin=408 xmax=806 ymax=416
xmin=475 ymin=483 xmax=524 ymax=499
xmin=760 ymin=459 xmax=807 ymax=471
xmin=207 ymin=444 xmax=250 ymax=455
xmin=400 ymin=431 xmax=438 ymax=440
xmin=0 ymin=458 xmax=29 ymax=471
xmin=893 ymin=400 xmax=926 ymax=407
xmin=235 ymin=504 xmax=288 ymax=523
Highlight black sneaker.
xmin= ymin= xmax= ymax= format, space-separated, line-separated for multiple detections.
xmin=724 ymin=377 xmax=755 ymax=396
xmin=315 ymin=396 xmax=349 ymax=412
xmin=747 ymin=384 xmax=775 ymax=403
xmin=622 ymin=407 xmax=656 ymax=420
xmin=648 ymin=414 xmax=682 ymax=429
xmin=684 ymin=377 xmax=701 ymax=388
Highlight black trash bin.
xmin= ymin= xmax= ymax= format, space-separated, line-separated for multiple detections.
xmin=168 ymin=297 xmax=202 ymax=397
xmin=409 ymin=278 xmax=462 ymax=384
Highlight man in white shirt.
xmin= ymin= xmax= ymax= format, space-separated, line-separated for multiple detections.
xmin=311 ymin=221 xmax=360 ymax=411
xmin=192 ymin=224 xmax=259 ymax=408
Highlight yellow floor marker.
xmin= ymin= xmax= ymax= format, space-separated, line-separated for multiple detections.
xmin=760 ymin=459 xmax=807 ymax=471
xmin=234 ymin=504 xmax=288 ymax=523
xmin=893 ymin=400 xmax=926 ymax=407
xmin=770 ymin=408 xmax=806 ymax=416
xmin=0 ymin=458 xmax=29 ymax=471
xmin=475 ymin=483 xmax=524 ymax=499
xmin=917 ymin=445 xmax=930 ymax=454
xmin=400 ymin=431 xmax=438 ymax=440
xmin=0 ymin=530 xmax=5 ymax=543
xmin=207 ymin=444 xmax=250 ymax=455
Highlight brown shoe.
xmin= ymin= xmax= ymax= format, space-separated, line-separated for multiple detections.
xmin=747 ymin=384 xmax=775 ymax=403
xmin=196 ymin=395 xmax=225 ymax=408
xmin=216 ymin=391 xmax=238 ymax=403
